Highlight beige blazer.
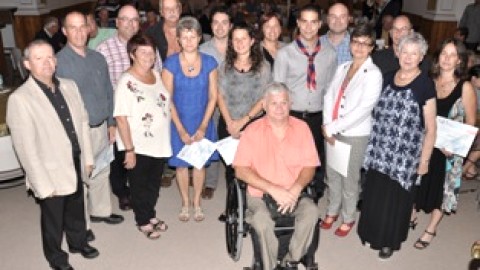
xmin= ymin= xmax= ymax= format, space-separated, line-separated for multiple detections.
xmin=7 ymin=76 xmax=93 ymax=199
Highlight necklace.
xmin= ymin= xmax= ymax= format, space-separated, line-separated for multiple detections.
xmin=435 ymin=78 xmax=456 ymax=95
xmin=182 ymin=52 xmax=198 ymax=73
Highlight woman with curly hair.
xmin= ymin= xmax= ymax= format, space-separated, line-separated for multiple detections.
xmin=217 ymin=22 xmax=272 ymax=187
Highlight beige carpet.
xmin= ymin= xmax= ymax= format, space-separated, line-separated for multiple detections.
xmin=0 ymin=171 xmax=478 ymax=270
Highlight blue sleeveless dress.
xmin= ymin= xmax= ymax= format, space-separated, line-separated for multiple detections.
xmin=164 ymin=53 xmax=219 ymax=168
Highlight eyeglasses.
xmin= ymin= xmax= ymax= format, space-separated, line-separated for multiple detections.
xmin=351 ymin=39 xmax=373 ymax=48
xmin=163 ymin=7 xmax=180 ymax=14
xmin=118 ymin=17 xmax=140 ymax=24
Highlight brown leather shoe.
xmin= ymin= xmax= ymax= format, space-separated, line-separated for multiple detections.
xmin=160 ymin=175 xmax=174 ymax=187
xmin=201 ymin=187 xmax=215 ymax=199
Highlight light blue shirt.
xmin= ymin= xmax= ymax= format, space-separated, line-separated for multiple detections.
xmin=320 ymin=32 xmax=352 ymax=65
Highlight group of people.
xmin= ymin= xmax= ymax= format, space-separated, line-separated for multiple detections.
xmin=6 ymin=0 xmax=480 ymax=269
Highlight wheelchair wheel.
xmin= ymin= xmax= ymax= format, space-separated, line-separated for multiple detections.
xmin=225 ymin=179 xmax=245 ymax=261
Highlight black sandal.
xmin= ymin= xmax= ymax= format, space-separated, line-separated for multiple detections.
xmin=138 ymin=224 xmax=161 ymax=240
xmin=150 ymin=218 xmax=168 ymax=232
xmin=409 ymin=217 xmax=418 ymax=230
xmin=414 ymin=230 xmax=436 ymax=250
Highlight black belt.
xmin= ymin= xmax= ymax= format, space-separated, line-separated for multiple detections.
xmin=89 ymin=122 xmax=105 ymax=128
xmin=290 ymin=110 xmax=322 ymax=119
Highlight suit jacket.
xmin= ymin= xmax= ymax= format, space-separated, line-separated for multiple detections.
xmin=7 ymin=76 xmax=93 ymax=199
xmin=323 ymin=56 xmax=383 ymax=137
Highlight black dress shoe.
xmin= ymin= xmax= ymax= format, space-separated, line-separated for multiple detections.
xmin=378 ymin=247 xmax=393 ymax=260
xmin=119 ymin=197 xmax=132 ymax=211
xmin=53 ymin=263 xmax=74 ymax=270
xmin=69 ymin=244 xmax=99 ymax=259
xmin=90 ymin=214 xmax=124 ymax=224
xmin=86 ymin=229 xmax=95 ymax=242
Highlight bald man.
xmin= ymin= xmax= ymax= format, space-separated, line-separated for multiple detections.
xmin=372 ymin=15 xmax=430 ymax=76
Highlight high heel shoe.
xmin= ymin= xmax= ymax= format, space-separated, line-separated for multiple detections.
xmin=414 ymin=230 xmax=436 ymax=250
xmin=409 ymin=217 xmax=418 ymax=230
xmin=320 ymin=215 xmax=338 ymax=230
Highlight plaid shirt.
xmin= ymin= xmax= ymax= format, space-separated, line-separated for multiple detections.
xmin=96 ymin=34 xmax=162 ymax=88
xmin=320 ymin=32 xmax=352 ymax=65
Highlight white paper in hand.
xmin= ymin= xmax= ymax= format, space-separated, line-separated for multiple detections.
xmin=91 ymin=144 xmax=114 ymax=178
xmin=326 ymin=140 xmax=351 ymax=177
xmin=435 ymin=116 xmax=478 ymax=157
xmin=215 ymin=136 xmax=240 ymax=165
xmin=177 ymin=139 xmax=216 ymax=169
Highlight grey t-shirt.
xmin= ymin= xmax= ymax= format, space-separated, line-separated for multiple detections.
xmin=218 ymin=61 xmax=272 ymax=119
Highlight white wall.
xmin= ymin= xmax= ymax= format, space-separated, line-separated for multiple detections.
xmin=404 ymin=0 xmax=473 ymax=23
xmin=0 ymin=0 xmax=96 ymax=15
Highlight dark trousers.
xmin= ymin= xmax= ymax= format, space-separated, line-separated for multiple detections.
xmin=110 ymin=143 xmax=130 ymax=199
xmin=290 ymin=111 xmax=326 ymax=200
xmin=38 ymin=156 xmax=87 ymax=268
xmin=465 ymin=42 xmax=479 ymax=52
xmin=127 ymin=154 xmax=165 ymax=226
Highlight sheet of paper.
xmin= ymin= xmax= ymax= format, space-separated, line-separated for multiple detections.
xmin=215 ymin=136 xmax=240 ymax=165
xmin=177 ymin=139 xmax=217 ymax=169
xmin=326 ymin=140 xmax=351 ymax=177
xmin=91 ymin=144 xmax=114 ymax=178
xmin=435 ymin=116 xmax=478 ymax=157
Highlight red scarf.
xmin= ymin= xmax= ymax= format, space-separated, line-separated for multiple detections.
xmin=296 ymin=38 xmax=321 ymax=91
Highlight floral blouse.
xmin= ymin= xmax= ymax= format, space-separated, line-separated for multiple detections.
xmin=114 ymin=70 xmax=172 ymax=158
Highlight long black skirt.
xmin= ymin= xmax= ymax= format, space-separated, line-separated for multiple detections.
xmin=357 ymin=170 xmax=413 ymax=251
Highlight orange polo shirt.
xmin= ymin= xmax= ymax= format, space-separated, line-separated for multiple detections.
xmin=233 ymin=116 xmax=320 ymax=197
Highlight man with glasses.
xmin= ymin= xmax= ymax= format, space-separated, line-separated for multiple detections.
xmin=97 ymin=4 xmax=162 ymax=211
xmin=274 ymin=4 xmax=337 ymax=200
xmin=320 ymin=2 xmax=352 ymax=65
xmin=56 ymin=12 xmax=124 ymax=241
xmin=146 ymin=0 xmax=182 ymax=61
xmin=372 ymin=15 xmax=430 ymax=76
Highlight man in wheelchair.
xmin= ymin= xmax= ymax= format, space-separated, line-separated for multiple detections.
xmin=233 ymin=83 xmax=320 ymax=270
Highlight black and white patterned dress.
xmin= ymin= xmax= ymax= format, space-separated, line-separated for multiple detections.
xmin=357 ymin=71 xmax=435 ymax=251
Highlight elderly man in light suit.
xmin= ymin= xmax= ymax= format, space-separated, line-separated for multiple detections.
xmin=7 ymin=40 xmax=99 ymax=270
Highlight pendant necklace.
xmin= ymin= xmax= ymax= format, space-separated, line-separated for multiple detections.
xmin=182 ymin=53 xmax=197 ymax=73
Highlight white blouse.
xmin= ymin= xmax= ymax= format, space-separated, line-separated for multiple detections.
xmin=114 ymin=70 xmax=172 ymax=158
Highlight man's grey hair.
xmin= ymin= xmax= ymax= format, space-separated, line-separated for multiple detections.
xmin=397 ymin=32 xmax=428 ymax=57
xmin=160 ymin=0 xmax=181 ymax=11
xmin=176 ymin=16 xmax=202 ymax=37
xmin=23 ymin=39 xmax=52 ymax=61
xmin=263 ymin=82 xmax=290 ymax=98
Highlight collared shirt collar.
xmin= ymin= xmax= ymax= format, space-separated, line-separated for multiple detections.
xmin=33 ymin=75 xmax=60 ymax=92
xmin=64 ymin=43 xmax=90 ymax=58
xmin=324 ymin=31 xmax=350 ymax=48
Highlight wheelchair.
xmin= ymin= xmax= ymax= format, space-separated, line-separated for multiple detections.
xmin=224 ymin=178 xmax=321 ymax=270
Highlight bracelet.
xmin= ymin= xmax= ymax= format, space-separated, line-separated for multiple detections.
xmin=125 ymin=147 xmax=135 ymax=153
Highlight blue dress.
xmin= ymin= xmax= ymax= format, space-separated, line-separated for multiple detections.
xmin=164 ymin=53 xmax=219 ymax=167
